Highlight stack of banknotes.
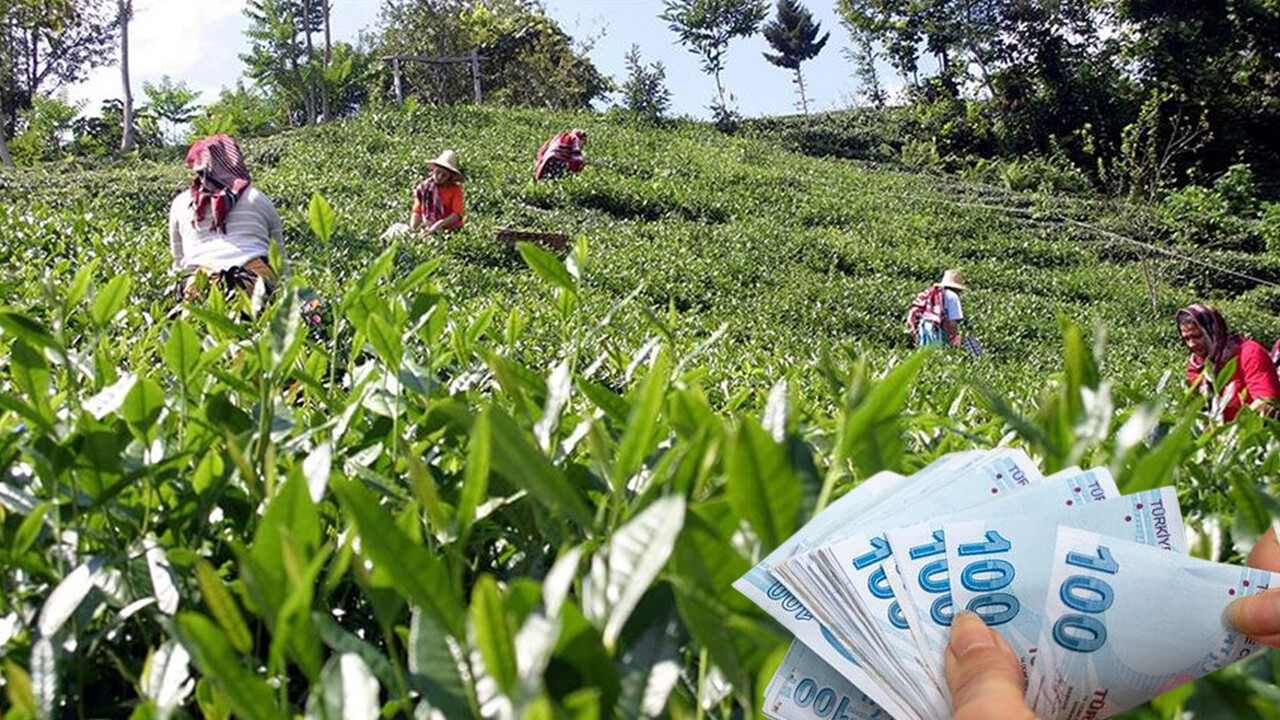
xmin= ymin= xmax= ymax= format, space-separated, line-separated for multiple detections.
xmin=733 ymin=449 xmax=1278 ymax=720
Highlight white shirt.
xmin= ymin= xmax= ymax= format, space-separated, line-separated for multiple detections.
xmin=944 ymin=288 xmax=964 ymax=321
xmin=169 ymin=186 xmax=284 ymax=271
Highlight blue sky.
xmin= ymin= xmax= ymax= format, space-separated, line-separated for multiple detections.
xmin=70 ymin=0 xmax=898 ymax=120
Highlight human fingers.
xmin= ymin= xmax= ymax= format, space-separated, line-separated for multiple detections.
xmin=945 ymin=611 xmax=1039 ymax=720
xmin=1227 ymin=526 xmax=1280 ymax=646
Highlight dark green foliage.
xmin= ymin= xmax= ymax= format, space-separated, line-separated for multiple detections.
xmin=761 ymin=0 xmax=828 ymax=114
xmin=619 ymin=45 xmax=671 ymax=123
xmin=372 ymin=0 xmax=608 ymax=111
xmin=2 ymin=106 xmax=1280 ymax=718
xmin=762 ymin=0 xmax=828 ymax=70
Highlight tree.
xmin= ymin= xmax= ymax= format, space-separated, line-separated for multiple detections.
xmin=191 ymin=82 xmax=283 ymax=139
xmin=142 ymin=75 xmax=200 ymax=144
xmin=620 ymin=44 xmax=671 ymax=122
xmin=1 ymin=0 xmax=118 ymax=166
xmin=117 ymin=0 xmax=134 ymax=152
xmin=661 ymin=0 xmax=769 ymax=117
xmin=842 ymin=27 xmax=886 ymax=107
xmin=762 ymin=0 xmax=828 ymax=114
xmin=241 ymin=0 xmax=325 ymax=125
xmin=373 ymin=0 xmax=608 ymax=110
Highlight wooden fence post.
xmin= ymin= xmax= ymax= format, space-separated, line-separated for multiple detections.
xmin=471 ymin=48 xmax=482 ymax=104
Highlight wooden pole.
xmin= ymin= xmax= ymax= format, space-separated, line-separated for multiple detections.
xmin=471 ymin=48 xmax=482 ymax=104
xmin=393 ymin=58 xmax=403 ymax=107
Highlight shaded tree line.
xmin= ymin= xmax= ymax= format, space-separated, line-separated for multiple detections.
xmin=834 ymin=0 xmax=1280 ymax=196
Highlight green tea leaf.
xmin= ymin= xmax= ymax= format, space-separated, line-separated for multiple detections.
xmin=313 ymin=613 xmax=398 ymax=690
xmin=10 ymin=340 xmax=49 ymax=409
xmin=0 ymin=311 xmax=61 ymax=354
xmin=92 ymin=274 xmax=133 ymax=327
xmin=484 ymin=406 xmax=593 ymax=527
xmin=305 ymin=654 xmax=379 ymax=720
xmin=367 ymin=314 xmax=403 ymax=368
xmin=140 ymin=640 xmax=194 ymax=715
xmin=725 ymin=419 xmax=801 ymax=554
xmin=519 ymin=241 xmax=575 ymax=293
xmin=3 ymin=659 xmax=38 ymax=717
xmin=614 ymin=349 xmax=669 ymax=491
xmin=457 ymin=410 xmax=491 ymax=543
xmin=64 ymin=257 xmax=101 ymax=312
xmin=175 ymin=613 xmax=283 ymax=720
xmin=469 ymin=575 xmax=517 ymax=696
xmin=12 ymin=501 xmax=51 ymax=557
xmin=584 ymin=496 xmax=686 ymax=650
xmin=1122 ymin=417 xmax=1193 ymax=493
xmin=164 ymin=319 xmax=202 ymax=387
xmin=408 ymin=609 xmax=477 ymax=720
xmin=331 ymin=477 xmax=464 ymax=635
xmin=193 ymin=560 xmax=253 ymax=654
xmin=122 ymin=375 xmax=165 ymax=432
xmin=308 ymin=193 xmax=335 ymax=244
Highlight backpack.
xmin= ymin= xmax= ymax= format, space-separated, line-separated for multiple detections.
xmin=905 ymin=284 xmax=947 ymax=343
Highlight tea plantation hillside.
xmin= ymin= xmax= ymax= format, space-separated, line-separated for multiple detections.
xmin=1 ymin=106 xmax=1278 ymax=720
xmin=7 ymin=105 xmax=1273 ymax=402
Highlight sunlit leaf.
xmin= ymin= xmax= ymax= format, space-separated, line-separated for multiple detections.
xmin=726 ymin=419 xmax=801 ymax=554
xmin=583 ymin=495 xmax=686 ymax=650
xmin=175 ymin=613 xmax=283 ymax=720
xmin=91 ymin=274 xmax=133 ymax=327
xmin=519 ymin=241 xmax=575 ymax=293
xmin=469 ymin=575 xmax=517 ymax=696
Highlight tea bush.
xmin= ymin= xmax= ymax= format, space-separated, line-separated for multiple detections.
xmin=1 ymin=105 xmax=1278 ymax=720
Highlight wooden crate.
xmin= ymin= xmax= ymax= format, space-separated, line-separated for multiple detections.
xmin=496 ymin=227 xmax=569 ymax=252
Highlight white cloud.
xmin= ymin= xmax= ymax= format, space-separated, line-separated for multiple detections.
xmin=66 ymin=0 xmax=380 ymax=115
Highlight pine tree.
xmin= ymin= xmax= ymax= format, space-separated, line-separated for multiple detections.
xmin=761 ymin=0 xmax=829 ymax=114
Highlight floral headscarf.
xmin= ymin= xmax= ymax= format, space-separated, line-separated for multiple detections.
xmin=1177 ymin=303 xmax=1242 ymax=373
xmin=186 ymin=135 xmax=252 ymax=234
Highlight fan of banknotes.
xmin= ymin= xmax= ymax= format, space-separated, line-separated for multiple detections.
xmin=733 ymin=449 xmax=1278 ymax=720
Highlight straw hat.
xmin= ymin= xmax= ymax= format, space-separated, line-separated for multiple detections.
xmin=428 ymin=149 xmax=463 ymax=179
xmin=940 ymin=269 xmax=967 ymax=291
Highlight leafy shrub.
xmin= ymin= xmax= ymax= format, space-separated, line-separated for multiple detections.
xmin=618 ymin=44 xmax=671 ymax=123
xmin=2 ymin=105 xmax=1279 ymax=719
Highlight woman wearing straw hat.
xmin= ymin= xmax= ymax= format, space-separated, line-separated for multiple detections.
xmin=407 ymin=149 xmax=466 ymax=235
xmin=906 ymin=269 xmax=969 ymax=348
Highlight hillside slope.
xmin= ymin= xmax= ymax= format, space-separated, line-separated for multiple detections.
xmin=1 ymin=105 xmax=1263 ymax=401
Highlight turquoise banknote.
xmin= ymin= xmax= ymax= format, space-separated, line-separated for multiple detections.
xmin=736 ymin=452 xmax=986 ymax=719
xmin=1026 ymin=526 xmax=1280 ymax=720
xmin=763 ymin=643 xmax=892 ymax=720
xmin=943 ymin=487 xmax=1184 ymax=681
xmin=773 ymin=449 xmax=1045 ymax=718
xmin=877 ymin=467 xmax=1119 ymax=702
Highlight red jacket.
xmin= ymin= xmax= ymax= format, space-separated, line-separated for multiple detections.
xmin=1186 ymin=338 xmax=1280 ymax=421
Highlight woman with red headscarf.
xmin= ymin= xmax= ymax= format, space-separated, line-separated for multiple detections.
xmin=533 ymin=129 xmax=587 ymax=182
xmin=1177 ymin=303 xmax=1280 ymax=421
xmin=168 ymin=134 xmax=283 ymax=303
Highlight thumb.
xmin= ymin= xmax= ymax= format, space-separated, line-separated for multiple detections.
xmin=945 ymin=612 xmax=1039 ymax=720
xmin=1227 ymin=588 xmax=1280 ymax=647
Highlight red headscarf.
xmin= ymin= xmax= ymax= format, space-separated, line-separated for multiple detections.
xmin=1177 ymin=303 xmax=1242 ymax=375
xmin=186 ymin=135 xmax=252 ymax=233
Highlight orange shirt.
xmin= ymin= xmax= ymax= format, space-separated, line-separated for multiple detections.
xmin=412 ymin=184 xmax=465 ymax=227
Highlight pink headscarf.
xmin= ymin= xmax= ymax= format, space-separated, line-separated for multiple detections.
xmin=1177 ymin=303 xmax=1242 ymax=373
xmin=186 ymin=135 xmax=252 ymax=233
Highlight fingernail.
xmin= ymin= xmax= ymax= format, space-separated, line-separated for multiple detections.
xmin=1226 ymin=597 xmax=1246 ymax=629
xmin=950 ymin=611 xmax=995 ymax=658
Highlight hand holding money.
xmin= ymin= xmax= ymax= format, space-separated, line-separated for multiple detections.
xmin=738 ymin=450 xmax=1280 ymax=720
xmin=1228 ymin=526 xmax=1280 ymax=647
xmin=946 ymin=612 xmax=1038 ymax=720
